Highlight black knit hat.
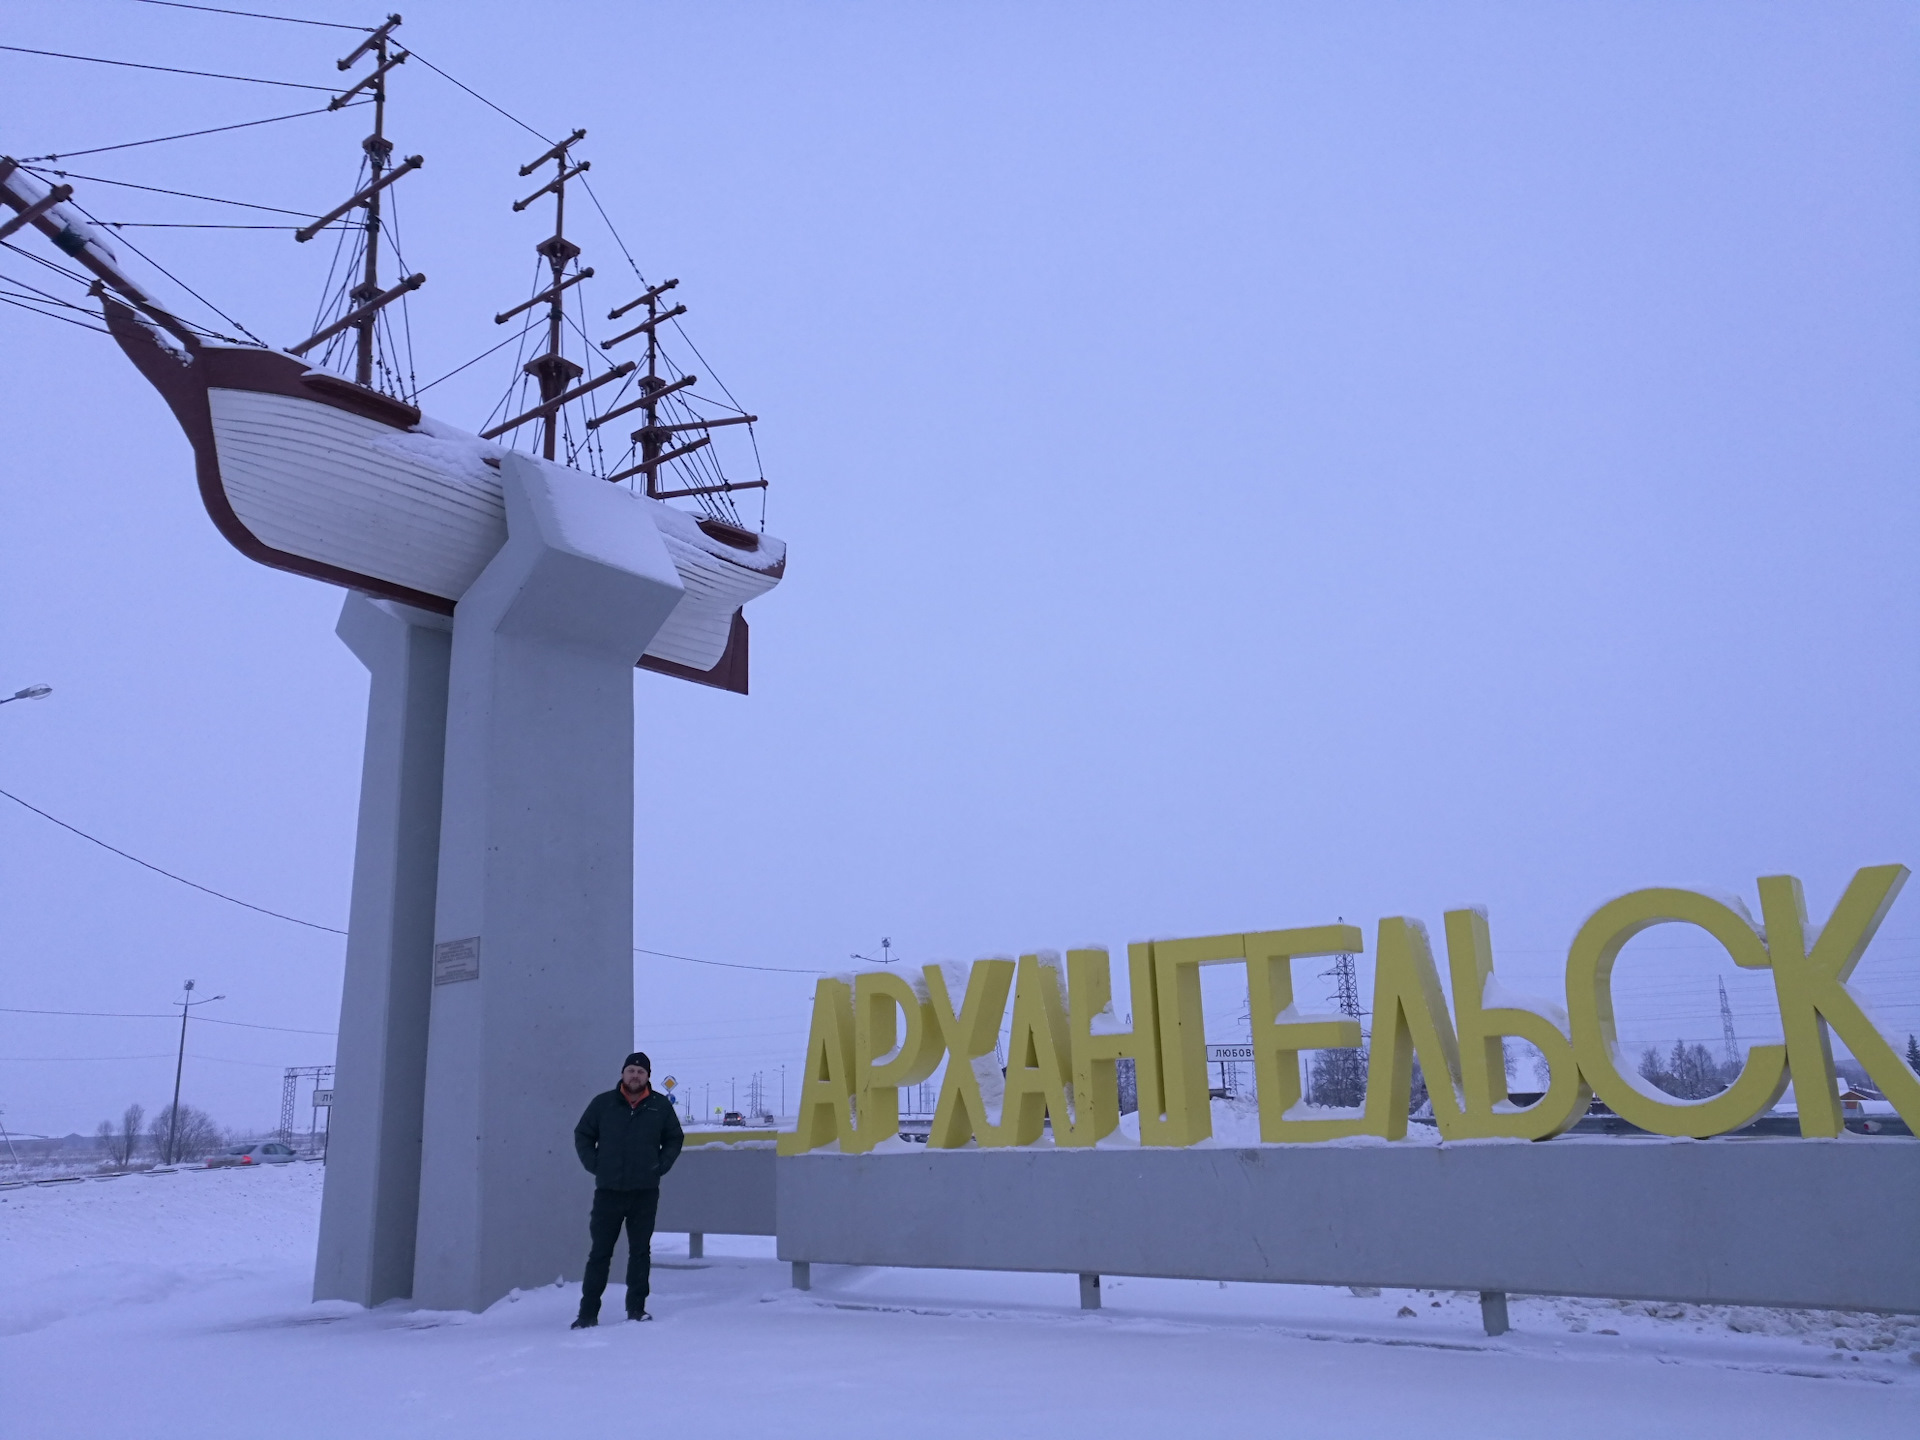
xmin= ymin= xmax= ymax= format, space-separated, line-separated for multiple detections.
xmin=624 ymin=1052 xmax=651 ymax=1072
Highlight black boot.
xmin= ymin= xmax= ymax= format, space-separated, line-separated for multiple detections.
xmin=626 ymin=1308 xmax=652 ymax=1322
xmin=571 ymin=1305 xmax=598 ymax=1330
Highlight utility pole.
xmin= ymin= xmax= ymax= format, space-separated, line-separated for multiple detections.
xmin=852 ymin=938 xmax=897 ymax=967
xmin=0 ymin=1106 xmax=19 ymax=1165
xmin=164 ymin=980 xmax=223 ymax=1164
xmin=1717 ymin=977 xmax=1741 ymax=1070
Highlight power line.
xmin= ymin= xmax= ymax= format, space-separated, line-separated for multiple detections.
xmin=17 ymin=102 xmax=363 ymax=163
xmin=0 ymin=787 xmax=829 ymax=973
xmin=0 ymin=44 xmax=338 ymax=92
xmin=128 ymin=0 xmax=375 ymax=29
xmin=0 ymin=1006 xmax=335 ymax=1036
xmin=0 ymin=786 xmax=347 ymax=934
xmin=0 ymin=1053 xmax=178 ymax=1063
xmin=634 ymin=947 xmax=825 ymax=976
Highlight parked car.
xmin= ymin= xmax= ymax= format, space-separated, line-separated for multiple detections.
xmin=205 ymin=1142 xmax=299 ymax=1168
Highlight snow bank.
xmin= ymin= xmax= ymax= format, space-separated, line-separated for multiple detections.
xmin=1 ymin=1156 xmax=1913 ymax=1439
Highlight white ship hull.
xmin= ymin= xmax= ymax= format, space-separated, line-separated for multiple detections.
xmin=102 ymin=301 xmax=783 ymax=689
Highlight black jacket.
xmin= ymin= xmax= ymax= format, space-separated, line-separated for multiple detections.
xmin=574 ymin=1087 xmax=684 ymax=1191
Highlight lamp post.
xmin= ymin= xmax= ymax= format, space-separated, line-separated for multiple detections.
xmin=0 ymin=684 xmax=51 ymax=705
xmin=164 ymin=980 xmax=225 ymax=1164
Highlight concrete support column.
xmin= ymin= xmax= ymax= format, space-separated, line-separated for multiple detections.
xmin=313 ymin=596 xmax=452 ymax=1307
xmin=791 ymin=1261 xmax=811 ymax=1291
xmin=1480 ymin=1289 xmax=1510 ymax=1336
xmin=688 ymin=1233 xmax=704 ymax=1260
xmin=410 ymin=453 xmax=685 ymax=1313
xmin=1079 ymin=1273 xmax=1102 ymax=1310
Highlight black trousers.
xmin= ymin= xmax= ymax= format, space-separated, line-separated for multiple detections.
xmin=580 ymin=1186 xmax=660 ymax=1314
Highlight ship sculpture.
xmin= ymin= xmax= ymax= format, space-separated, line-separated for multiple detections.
xmin=0 ymin=13 xmax=782 ymax=691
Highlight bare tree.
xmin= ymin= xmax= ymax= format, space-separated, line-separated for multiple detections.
xmin=147 ymin=1103 xmax=223 ymax=1163
xmin=1407 ymin=1058 xmax=1431 ymax=1117
xmin=112 ymin=1103 xmax=144 ymax=1167
xmin=1309 ymin=1046 xmax=1368 ymax=1108
xmin=1638 ymin=1041 xmax=1726 ymax=1100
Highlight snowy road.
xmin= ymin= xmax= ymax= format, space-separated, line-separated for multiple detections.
xmin=1 ymin=1162 xmax=1914 ymax=1438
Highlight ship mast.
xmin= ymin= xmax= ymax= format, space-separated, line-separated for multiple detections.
xmin=350 ymin=17 xmax=398 ymax=387
xmin=481 ymin=130 xmax=634 ymax=460
xmin=522 ymin=130 xmax=585 ymax=460
xmin=481 ymin=140 xmax=767 ymax=510
xmin=288 ymin=13 xmax=427 ymax=388
xmin=595 ymin=283 xmax=762 ymax=500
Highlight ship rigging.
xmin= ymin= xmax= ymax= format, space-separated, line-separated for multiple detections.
xmin=0 ymin=10 xmax=783 ymax=692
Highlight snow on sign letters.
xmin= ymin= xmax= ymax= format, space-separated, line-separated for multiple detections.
xmin=779 ymin=865 xmax=1920 ymax=1156
xmin=433 ymin=937 xmax=481 ymax=986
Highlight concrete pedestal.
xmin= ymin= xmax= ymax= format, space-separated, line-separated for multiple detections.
xmin=410 ymin=453 xmax=684 ymax=1313
xmin=313 ymin=596 xmax=452 ymax=1307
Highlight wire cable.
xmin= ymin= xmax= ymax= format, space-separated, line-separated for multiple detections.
xmin=634 ymin=947 xmax=825 ymax=976
xmin=57 ymin=191 xmax=264 ymax=344
xmin=0 ymin=1006 xmax=335 ymax=1036
xmin=0 ymin=272 xmax=100 ymax=312
xmin=404 ymin=48 xmax=550 ymax=143
xmin=0 ymin=44 xmax=337 ymax=92
xmin=0 ymin=294 xmax=110 ymax=333
xmin=99 ymin=222 xmax=324 ymax=229
xmin=415 ymin=320 xmax=537 ymax=395
xmin=25 ymin=167 xmax=321 ymax=218
xmin=17 ymin=102 xmax=364 ymax=163
xmin=129 ymin=0 xmax=374 ymax=29
xmin=0 ymin=788 xmax=827 ymax=975
xmin=0 ymin=787 xmax=347 ymax=935
xmin=1 ymin=239 xmax=92 ymax=288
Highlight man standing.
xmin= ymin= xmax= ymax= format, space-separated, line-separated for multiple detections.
xmin=572 ymin=1051 xmax=684 ymax=1327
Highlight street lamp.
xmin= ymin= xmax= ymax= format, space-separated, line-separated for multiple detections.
xmin=164 ymin=980 xmax=225 ymax=1165
xmin=0 ymin=685 xmax=51 ymax=705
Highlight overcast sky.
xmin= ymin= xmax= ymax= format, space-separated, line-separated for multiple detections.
xmin=3 ymin=1 xmax=1916 ymax=1136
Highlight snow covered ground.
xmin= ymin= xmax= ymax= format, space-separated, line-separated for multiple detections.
xmin=1 ymin=1162 xmax=1914 ymax=1438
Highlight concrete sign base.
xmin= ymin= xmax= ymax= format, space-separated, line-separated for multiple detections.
xmin=775 ymin=1141 xmax=1920 ymax=1315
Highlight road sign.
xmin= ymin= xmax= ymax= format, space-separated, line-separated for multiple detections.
xmin=311 ymin=1089 xmax=335 ymax=1107
xmin=663 ymin=1076 xmax=677 ymax=1091
xmin=1205 ymin=1045 xmax=1254 ymax=1063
